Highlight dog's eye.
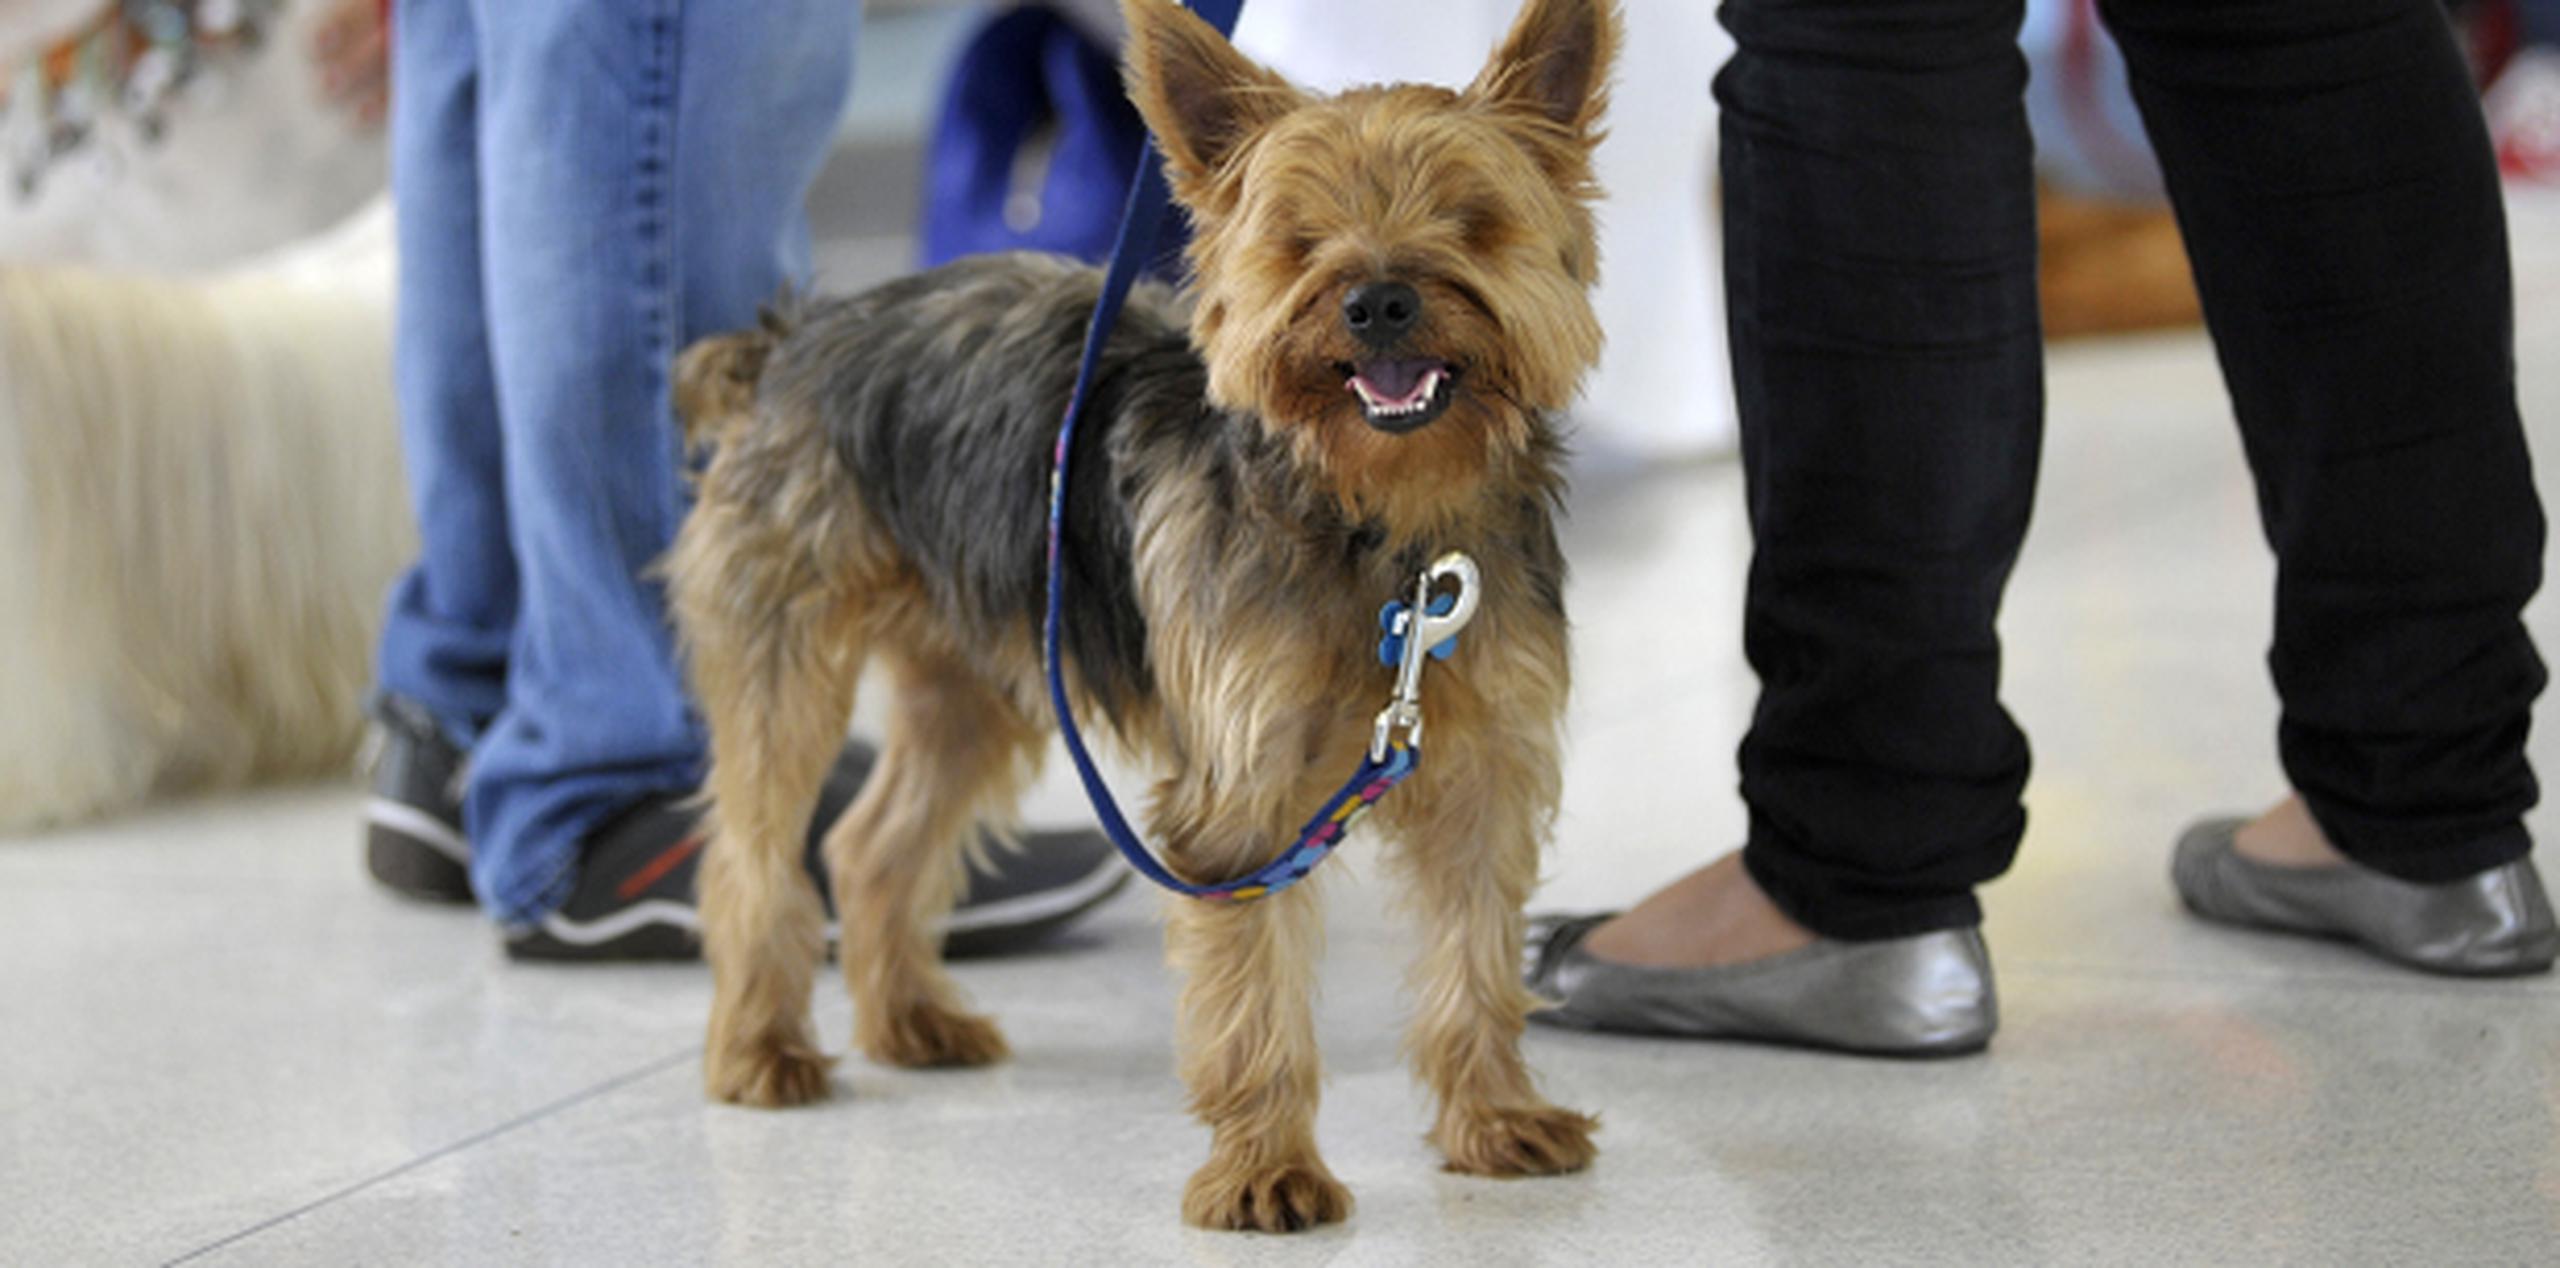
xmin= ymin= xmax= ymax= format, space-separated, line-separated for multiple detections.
xmin=1257 ymin=214 xmax=1320 ymax=267
xmin=1454 ymin=200 xmax=1511 ymax=253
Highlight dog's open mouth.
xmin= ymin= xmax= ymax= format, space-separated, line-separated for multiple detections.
xmin=1341 ymin=358 xmax=1455 ymax=434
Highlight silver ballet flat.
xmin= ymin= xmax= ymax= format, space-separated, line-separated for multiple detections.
xmin=1521 ymin=913 xmax=1997 ymax=1057
xmin=2172 ymin=817 xmax=2559 ymax=977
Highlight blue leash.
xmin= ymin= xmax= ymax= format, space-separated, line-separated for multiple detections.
xmin=1040 ymin=0 xmax=1474 ymax=902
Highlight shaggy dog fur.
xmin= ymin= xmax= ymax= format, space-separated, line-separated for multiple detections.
xmin=0 ymin=207 xmax=407 ymax=832
xmin=670 ymin=0 xmax=1618 ymax=1232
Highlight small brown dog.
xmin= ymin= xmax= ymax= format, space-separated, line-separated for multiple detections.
xmin=668 ymin=0 xmax=1615 ymax=1231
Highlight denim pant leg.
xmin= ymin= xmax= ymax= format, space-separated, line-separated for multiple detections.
xmin=1721 ymin=0 xmax=2043 ymax=941
xmin=375 ymin=0 xmax=516 ymax=745
xmin=668 ymin=0 xmax=860 ymax=336
xmin=2100 ymin=0 xmax=2546 ymax=881
xmin=464 ymin=0 xmax=856 ymax=925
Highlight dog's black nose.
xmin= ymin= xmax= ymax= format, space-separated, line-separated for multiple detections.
xmin=1342 ymin=281 xmax=1421 ymax=349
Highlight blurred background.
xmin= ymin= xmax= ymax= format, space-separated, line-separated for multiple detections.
xmin=1 ymin=0 xmax=2555 ymax=845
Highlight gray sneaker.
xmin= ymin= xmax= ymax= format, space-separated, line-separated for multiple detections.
xmin=361 ymin=693 xmax=473 ymax=903
xmin=503 ymin=747 xmax=1129 ymax=962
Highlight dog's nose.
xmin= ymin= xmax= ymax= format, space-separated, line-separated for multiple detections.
xmin=1342 ymin=281 xmax=1421 ymax=349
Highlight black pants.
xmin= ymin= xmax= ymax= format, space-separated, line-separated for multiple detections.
xmin=1725 ymin=0 xmax=2547 ymax=940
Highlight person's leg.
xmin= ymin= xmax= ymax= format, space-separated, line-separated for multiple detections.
xmin=666 ymin=0 xmax=856 ymax=339
xmin=462 ymin=0 xmax=855 ymax=926
xmin=2100 ymin=0 xmax=2545 ymax=880
xmin=1589 ymin=0 xmax=2043 ymax=967
xmin=374 ymin=0 xmax=514 ymax=744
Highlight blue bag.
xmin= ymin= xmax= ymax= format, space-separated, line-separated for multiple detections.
xmin=918 ymin=5 xmax=1185 ymax=275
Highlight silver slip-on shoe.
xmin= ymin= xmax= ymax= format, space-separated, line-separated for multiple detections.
xmin=2172 ymin=817 xmax=2560 ymax=977
xmin=1522 ymin=913 xmax=1998 ymax=1057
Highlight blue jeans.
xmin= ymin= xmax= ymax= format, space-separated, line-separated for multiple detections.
xmin=375 ymin=0 xmax=855 ymax=925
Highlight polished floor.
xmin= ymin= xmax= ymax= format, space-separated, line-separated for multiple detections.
xmin=9 ymin=197 xmax=2560 ymax=1265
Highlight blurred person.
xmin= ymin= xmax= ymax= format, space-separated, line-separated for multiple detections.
xmin=2480 ymin=0 xmax=2560 ymax=181
xmin=312 ymin=0 xmax=390 ymax=128
xmin=362 ymin=0 xmax=1125 ymax=958
xmin=0 ymin=0 xmax=385 ymax=269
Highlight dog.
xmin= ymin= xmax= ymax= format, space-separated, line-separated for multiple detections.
xmin=0 ymin=205 xmax=408 ymax=834
xmin=667 ymin=0 xmax=1615 ymax=1231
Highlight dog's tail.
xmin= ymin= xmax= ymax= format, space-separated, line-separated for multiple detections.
xmin=673 ymin=304 xmax=795 ymax=449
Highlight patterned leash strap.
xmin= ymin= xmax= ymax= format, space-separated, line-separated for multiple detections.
xmin=1039 ymin=0 xmax=1474 ymax=902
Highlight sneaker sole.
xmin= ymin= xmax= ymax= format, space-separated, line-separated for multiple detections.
xmin=365 ymin=797 xmax=473 ymax=904
xmin=939 ymin=854 xmax=1133 ymax=959
xmin=505 ymin=854 xmax=1135 ymax=964
xmin=506 ymin=898 xmax=702 ymax=962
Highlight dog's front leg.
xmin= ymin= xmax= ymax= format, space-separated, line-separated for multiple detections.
xmin=1164 ymin=874 xmax=1351 ymax=1232
xmin=1390 ymin=736 xmax=1598 ymax=1177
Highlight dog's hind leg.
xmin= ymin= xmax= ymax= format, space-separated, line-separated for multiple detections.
xmin=831 ymin=641 xmax=1038 ymax=1069
xmin=680 ymin=555 xmax=865 ymax=1108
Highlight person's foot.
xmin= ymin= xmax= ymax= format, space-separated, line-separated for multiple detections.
xmin=2230 ymin=795 xmax=2349 ymax=869
xmin=1578 ymin=853 xmax=1817 ymax=968
xmin=1522 ymin=852 xmax=1997 ymax=1056
xmin=361 ymin=693 xmax=473 ymax=904
xmin=2173 ymin=800 xmax=2559 ymax=977
xmin=502 ymin=752 xmax=1130 ymax=962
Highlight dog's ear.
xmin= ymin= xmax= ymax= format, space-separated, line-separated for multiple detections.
xmin=1121 ymin=0 xmax=1302 ymax=209
xmin=1466 ymin=0 xmax=1619 ymax=165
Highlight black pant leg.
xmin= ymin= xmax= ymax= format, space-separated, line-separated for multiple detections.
xmin=1722 ymin=0 xmax=2042 ymax=939
xmin=2099 ymin=0 xmax=2546 ymax=881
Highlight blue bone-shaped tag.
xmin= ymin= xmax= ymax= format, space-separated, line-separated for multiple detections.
xmin=1377 ymin=592 xmax=1461 ymax=668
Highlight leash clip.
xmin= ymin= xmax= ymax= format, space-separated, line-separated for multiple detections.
xmin=1371 ymin=552 xmax=1480 ymax=761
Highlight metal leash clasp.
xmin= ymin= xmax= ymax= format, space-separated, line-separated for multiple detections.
xmin=1371 ymin=552 xmax=1480 ymax=761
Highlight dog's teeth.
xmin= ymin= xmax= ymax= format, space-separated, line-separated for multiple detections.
xmin=1351 ymin=367 xmax=1448 ymax=419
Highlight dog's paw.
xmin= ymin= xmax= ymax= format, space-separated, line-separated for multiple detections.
xmin=858 ymin=1001 xmax=1011 ymax=1069
xmin=1434 ymin=1102 xmax=1600 ymax=1177
xmin=1182 ymin=1156 xmax=1353 ymax=1233
xmin=704 ymin=1034 xmax=837 ymax=1108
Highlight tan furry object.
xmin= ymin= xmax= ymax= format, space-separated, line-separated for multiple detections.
xmin=0 ymin=208 xmax=408 ymax=831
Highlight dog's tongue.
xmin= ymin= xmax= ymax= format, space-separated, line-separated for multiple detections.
xmin=1351 ymin=358 xmax=1443 ymax=408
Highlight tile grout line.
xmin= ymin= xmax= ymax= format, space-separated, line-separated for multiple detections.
xmin=161 ymin=1049 xmax=695 ymax=1267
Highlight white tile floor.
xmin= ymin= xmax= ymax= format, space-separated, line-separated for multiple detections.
xmin=9 ymin=197 xmax=2560 ymax=1265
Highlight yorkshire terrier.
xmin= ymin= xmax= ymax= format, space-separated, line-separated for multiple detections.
xmin=667 ymin=0 xmax=1616 ymax=1231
